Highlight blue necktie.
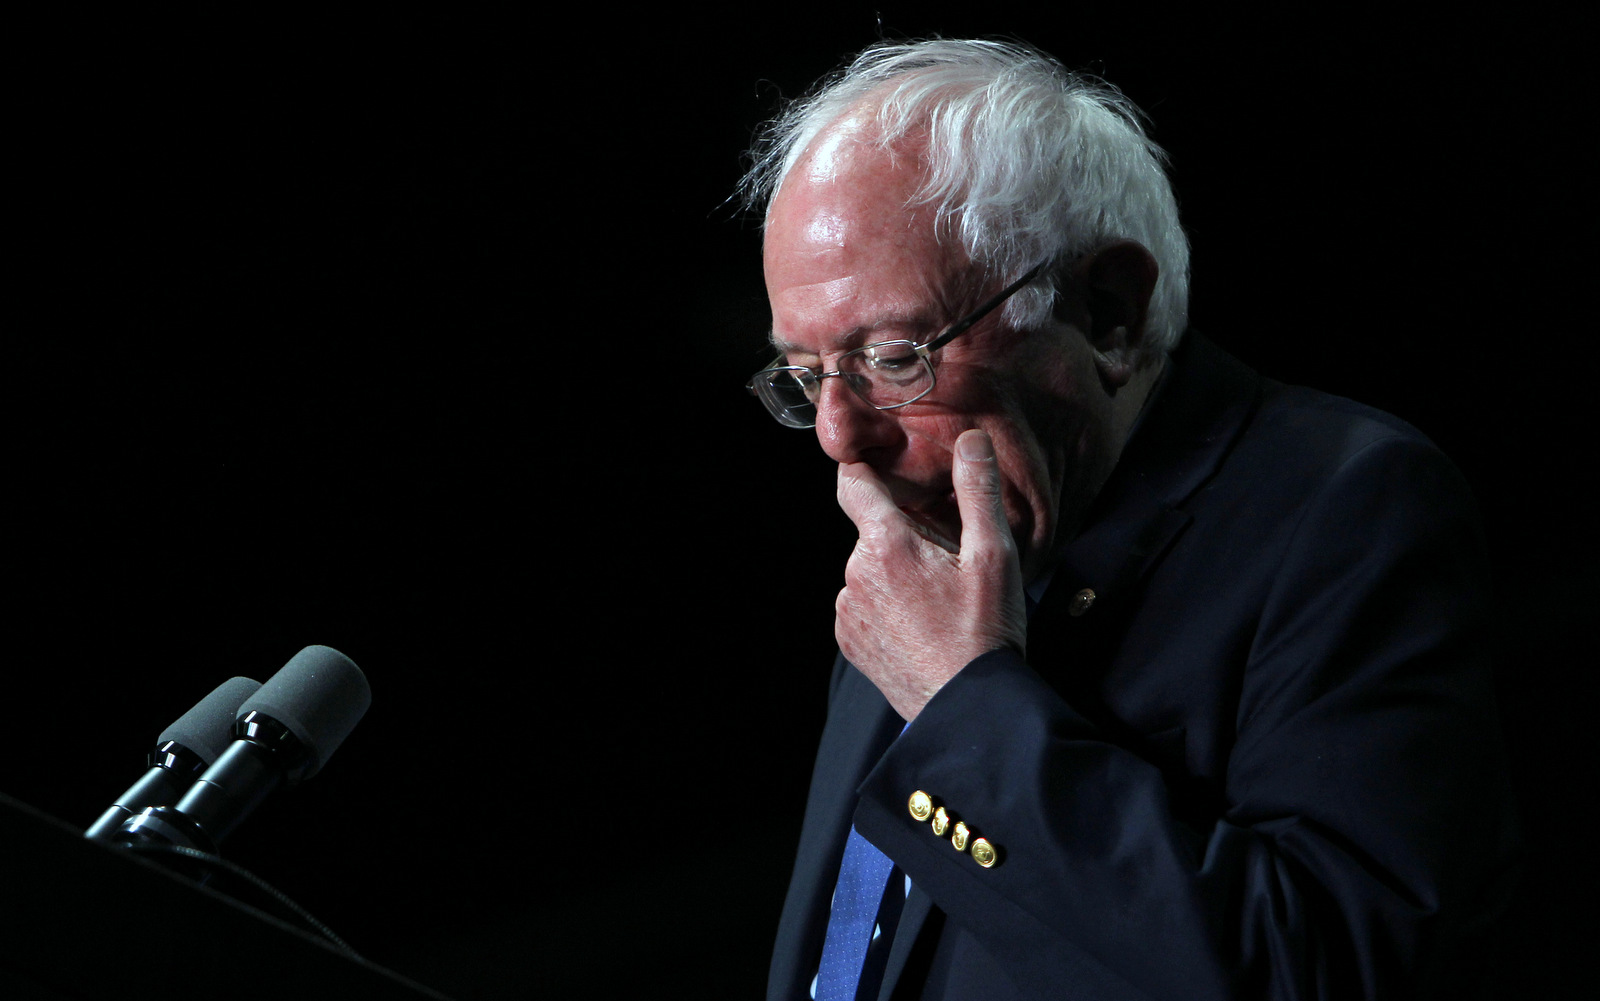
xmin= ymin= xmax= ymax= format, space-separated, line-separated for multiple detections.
xmin=815 ymin=823 xmax=898 ymax=1001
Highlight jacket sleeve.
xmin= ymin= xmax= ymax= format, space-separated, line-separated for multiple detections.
xmin=850 ymin=434 xmax=1520 ymax=1000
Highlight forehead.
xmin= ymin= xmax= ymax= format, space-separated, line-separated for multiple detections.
xmin=763 ymin=133 xmax=971 ymax=355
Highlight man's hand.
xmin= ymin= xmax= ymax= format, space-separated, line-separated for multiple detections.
xmin=835 ymin=429 xmax=1028 ymax=720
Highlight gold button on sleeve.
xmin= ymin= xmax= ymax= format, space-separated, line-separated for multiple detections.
xmin=931 ymin=806 xmax=949 ymax=836
xmin=970 ymin=838 xmax=997 ymax=868
xmin=951 ymin=821 xmax=970 ymax=852
xmin=908 ymin=790 xmax=933 ymax=822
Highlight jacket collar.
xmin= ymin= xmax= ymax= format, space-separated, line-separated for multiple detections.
xmin=1033 ymin=332 xmax=1262 ymax=642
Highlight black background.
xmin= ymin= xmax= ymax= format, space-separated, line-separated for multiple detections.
xmin=11 ymin=8 xmax=1593 ymax=998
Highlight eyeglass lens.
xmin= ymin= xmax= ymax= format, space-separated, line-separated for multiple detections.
xmin=754 ymin=340 xmax=933 ymax=426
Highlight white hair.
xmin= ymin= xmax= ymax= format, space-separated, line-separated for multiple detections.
xmin=740 ymin=39 xmax=1190 ymax=353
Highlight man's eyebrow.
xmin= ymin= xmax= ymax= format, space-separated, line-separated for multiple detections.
xmin=768 ymin=333 xmax=816 ymax=356
xmin=768 ymin=312 xmax=942 ymax=356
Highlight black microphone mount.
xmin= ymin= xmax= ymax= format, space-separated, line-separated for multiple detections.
xmin=86 ymin=676 xmax=261 ymax=840
xmin=114 ymin=645 xmax=369 ymax=855
xmin=117 ymin=711 xmax=307 ymax=853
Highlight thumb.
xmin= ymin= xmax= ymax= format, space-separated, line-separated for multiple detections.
xmin=953 ymin=429 xmax=1012 ymax=557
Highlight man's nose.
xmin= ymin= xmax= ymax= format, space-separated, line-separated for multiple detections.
xmin=814 ymin=376 xmax=900 ymax=464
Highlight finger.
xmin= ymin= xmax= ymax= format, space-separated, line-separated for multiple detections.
xmin=952 ymin=429 xmax=1012 ymax=558
xmin=836 ymin=461 xmax=900 ymax=531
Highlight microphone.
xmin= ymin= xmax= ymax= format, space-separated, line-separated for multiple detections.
xmin=86 ymin=676 xmax=263 ymax=840
xmin=117 ymin=645 xmax=370 ymax=853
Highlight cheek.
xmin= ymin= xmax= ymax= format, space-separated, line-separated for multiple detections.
xmin=895 ymin=412 xmax=970 ymax=466
xmin=996 ymin=444 xmax=1053 ymax=535
xmin=983 ymin=395 xmax=1072 ymax=548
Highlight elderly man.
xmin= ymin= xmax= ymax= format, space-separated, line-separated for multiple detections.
xmin=742 ymin=39 xmax=1517 ymax=1001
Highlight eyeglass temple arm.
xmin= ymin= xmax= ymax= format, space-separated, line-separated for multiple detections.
xmin=922 ymin=261 xmax=1049 ymax=354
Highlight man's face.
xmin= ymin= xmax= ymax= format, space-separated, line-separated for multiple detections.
xmin=763 ymin=132 xmax=1121 ymax=581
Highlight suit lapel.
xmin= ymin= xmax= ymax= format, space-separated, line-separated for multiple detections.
xmin=1029 ymin=333 xmax=1262 ymax=692
xmin=769 ymin=656 xmax=904 ymax=1001
xmin=878 ymin=883 xmax=934 ymax=999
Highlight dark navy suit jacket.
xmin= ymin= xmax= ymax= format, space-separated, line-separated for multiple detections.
xmin=768 ymin=334 xmax=1519 ymax=1000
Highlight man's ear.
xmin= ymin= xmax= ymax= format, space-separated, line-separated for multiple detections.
xmin=1083 ymin=240 xmax=1159 ymax=390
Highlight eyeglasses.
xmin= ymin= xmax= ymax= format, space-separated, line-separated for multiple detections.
xmin=746 ymin=261 xmax=1048 ymax=428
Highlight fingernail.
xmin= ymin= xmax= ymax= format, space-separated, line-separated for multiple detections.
xmin=957 ymin=431 xmax=993 ymax=461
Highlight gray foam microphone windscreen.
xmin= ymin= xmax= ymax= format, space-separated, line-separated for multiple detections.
xmin=159 ymin=676 xmax=263 ymax=763
xmin=239 ymin=645 xmax=371 ymax=780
